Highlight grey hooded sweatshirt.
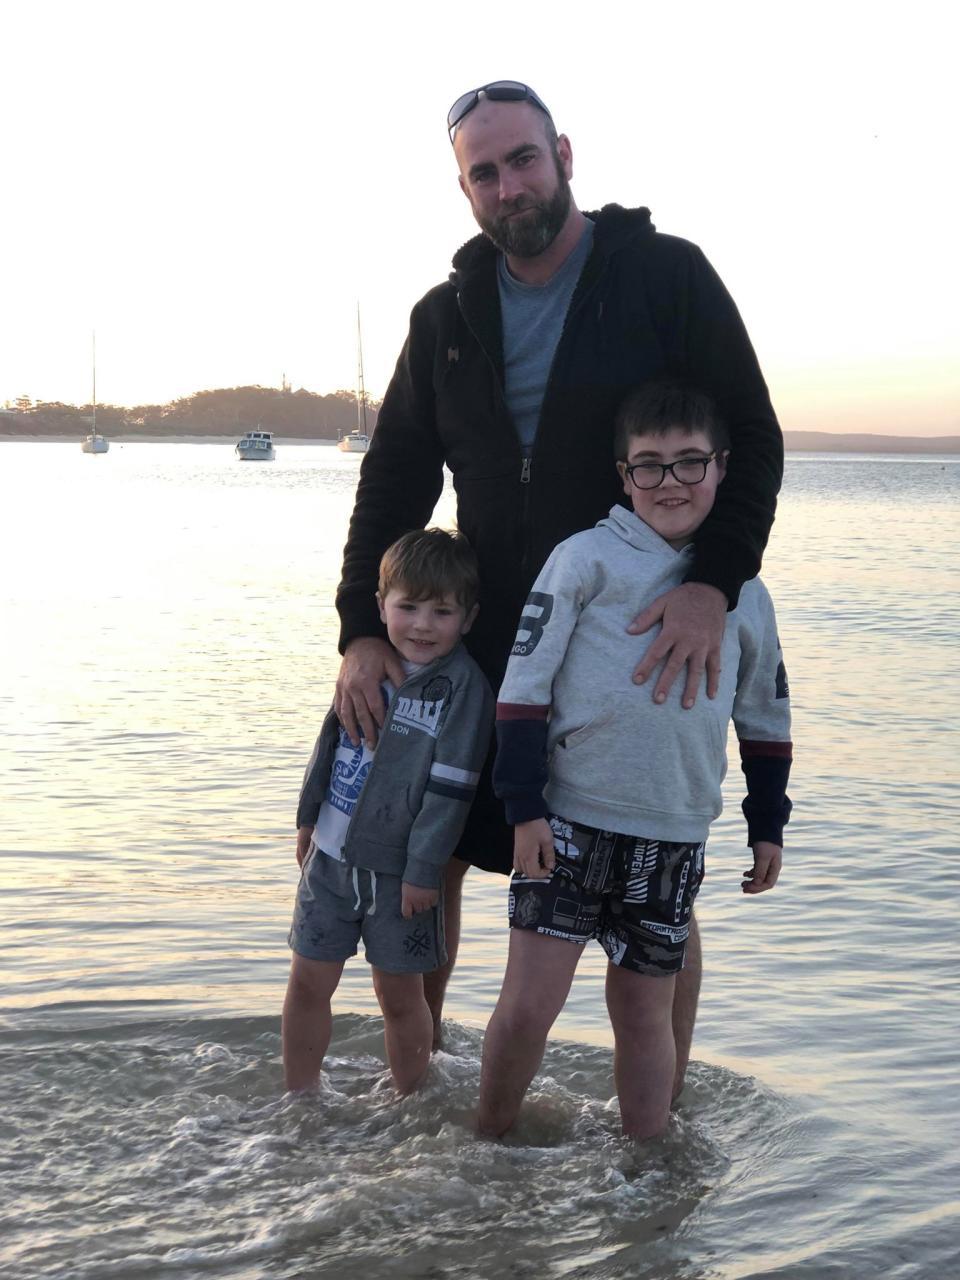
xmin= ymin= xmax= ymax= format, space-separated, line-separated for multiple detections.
xmin=297 ymin=643 xmax=494 ymax=888
xmin=494 ymin=505 xmax=792 ymax=846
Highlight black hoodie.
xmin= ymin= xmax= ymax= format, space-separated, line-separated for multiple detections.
xmin=337 ymin=205 xmax=783 ymax=690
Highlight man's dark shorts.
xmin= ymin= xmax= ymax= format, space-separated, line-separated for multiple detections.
xmin=507 ymin=814 xmax=705 ymax=976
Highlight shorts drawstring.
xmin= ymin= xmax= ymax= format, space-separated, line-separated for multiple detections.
xmin=350 ymin=866 xmax=377 ymax=915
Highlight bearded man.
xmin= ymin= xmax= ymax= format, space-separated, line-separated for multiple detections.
xmin=331 ymin=82 xmax=783 ymax=1092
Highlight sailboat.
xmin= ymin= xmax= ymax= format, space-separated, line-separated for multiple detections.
xmin=337 ymin=306 xmax=371 ymax=453
xmin=80 ymin=332 xmax=109 ymax=454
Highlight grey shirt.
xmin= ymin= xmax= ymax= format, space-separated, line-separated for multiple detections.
xmin=498 ymin=219 xmax=595 ymax=456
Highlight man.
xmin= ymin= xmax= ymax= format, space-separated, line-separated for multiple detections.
xmin=333 ymin=82 xmax=783 ymax=1089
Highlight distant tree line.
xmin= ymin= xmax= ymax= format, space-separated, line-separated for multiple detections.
xmin=1 ymin=385 xmax=381 ymax=439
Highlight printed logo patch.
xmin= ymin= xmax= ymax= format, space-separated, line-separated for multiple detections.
xmin=512 ymin=591 xmax=553 ymax=657
xmin=329 ymin=730 xmax=372 ymax=815
xmin=514 ymin=891 xmax=542 ymax=927
xmin=403 ymin=926 xmax=432 ymax=958
xmin=775 ymin=657 xmax=789 ymax=700
xmin=392 ymin=696 xmax=445 ymax=738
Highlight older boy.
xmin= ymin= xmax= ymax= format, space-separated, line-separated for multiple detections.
xmin=283 ymin=529 xmax=493 ymax=1095
xmin=479 ymin=382 xmax=792 ymax=1139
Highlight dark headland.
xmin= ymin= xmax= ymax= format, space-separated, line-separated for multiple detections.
xmin=1 ymin=386 xmax=958 ymax=452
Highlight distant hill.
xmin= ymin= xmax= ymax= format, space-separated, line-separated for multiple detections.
xmin=2 ymin=391 xmax=958 ymax=453
xmin=783 ymin=431 xmax=960 ymax=454
xmin=0 ymin=384 xmax=379 ymax=440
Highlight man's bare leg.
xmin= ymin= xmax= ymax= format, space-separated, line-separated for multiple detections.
xmin=606 ymin=964 xmax=676 ymax=1138
xmin=672 ymin=911 xmax=701 ymax=1101
xmin=423 ymin=855 xmax=470 ymax=1049
xmin=282 ymin=954 xmax=346 ymax=1091
xmin=372 ymin=968 xmax=434 ymax=1094
xmin=477 ymin=930 xmax=583 ymax=1137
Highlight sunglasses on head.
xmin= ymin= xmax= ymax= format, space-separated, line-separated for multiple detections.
xmin=447 ymin=81 xmax=553 ymax=140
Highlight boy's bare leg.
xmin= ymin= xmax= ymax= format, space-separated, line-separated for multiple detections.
xmin=477 ymin=930 xmax=584 ymax=1137
xmin=423 ymin=855 xmax=470 ymax=1049
xmin=282 ymin=954 xmax=346 ymax=1091
xmin=672 ymin=912 xmax=701 ymax=1100
xmin=372 ymin=968 xmax=434 ymax=1094
xmin=606 ymin=963 xmax=677 ymax=1138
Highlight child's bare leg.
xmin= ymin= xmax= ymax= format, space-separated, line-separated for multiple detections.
xmin=282 ymin=954 xmax=345 ymax=1091
xmin=423 ymin=856 xmax=469 ymax=1050
xmin=477 ymin=930 xmax=583 ymax=1137
xmin=672 ymin=911 xmax=701 ymax=1100
xmin=605 ymin=963 xmax=677 ymax=1138
xmin=372 ymin=968 xmax=433 ymax=1094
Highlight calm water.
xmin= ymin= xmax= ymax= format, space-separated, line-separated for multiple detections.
xmin=1 ymin=443 xmax=958 ymax=1279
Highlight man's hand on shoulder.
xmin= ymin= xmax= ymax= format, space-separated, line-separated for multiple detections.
xmin=628 ymin=582 xmax=727 ymax=709
xmin=401 ymin=882 xmax=439 ymax=918
xmin=335 ymin=637 xmax=406 ymax=747
xmin=741 ymin=842 xmax=782 ymax=894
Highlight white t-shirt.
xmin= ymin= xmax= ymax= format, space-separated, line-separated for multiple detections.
xmin=310 ymin=662 xmax=420 ymax=861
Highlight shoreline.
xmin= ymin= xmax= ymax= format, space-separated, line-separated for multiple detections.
xmin=0 ymin=434 xmax=342 ymax=446
xmin=3 ymin=433 xmax=959 ymax=455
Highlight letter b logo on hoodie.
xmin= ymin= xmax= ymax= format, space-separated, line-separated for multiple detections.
xmin=512 ymin=592 xmax=554 ymax=657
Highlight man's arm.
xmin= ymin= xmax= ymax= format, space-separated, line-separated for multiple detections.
xmin=334 ymin=297 xmax=447 ymax=744
xmin=680 ymin=244 xmax=783 ymax=601
xmin=631 ymin=241 xmax=783 ymax=705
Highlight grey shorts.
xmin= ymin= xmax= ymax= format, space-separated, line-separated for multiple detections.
xmin=288 ymin=848 xmax=446 ymax=974
xmin=508 ymin=814 xmax=705 ymax=977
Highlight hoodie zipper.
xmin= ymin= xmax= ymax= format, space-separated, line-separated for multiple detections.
xmin=455 ymin=292 xmax=522 ymax=478
xmin=457 ymin=253 xmax=607 ymax=580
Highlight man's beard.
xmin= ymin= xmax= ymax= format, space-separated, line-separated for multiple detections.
xmin=474 ymin=158 xmax=572 ymax=258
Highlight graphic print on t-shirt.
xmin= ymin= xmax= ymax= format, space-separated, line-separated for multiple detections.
xmin=329 ymin=728 xmax=373 ymax=814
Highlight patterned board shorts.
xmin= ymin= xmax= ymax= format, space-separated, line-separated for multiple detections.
xmin=508 ymin=814 xmax=705 ymax=976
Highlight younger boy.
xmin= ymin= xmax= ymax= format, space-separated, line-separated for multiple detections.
xmin=479 ymin=381 xmax=792 ymax=1139
xmin=283 ymin=528 xmax=493 ymax=1095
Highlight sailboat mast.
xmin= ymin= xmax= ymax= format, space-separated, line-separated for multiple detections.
xmin=92 ymin=330 xmax=97 ymax=435
xmin=356 ymin=304 xmax=368 ymax=436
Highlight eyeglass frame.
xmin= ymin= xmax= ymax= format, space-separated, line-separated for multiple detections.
xmin=617 ymin=452 xmax=719 ymax=490
xmin=447 ymin=81 xmax=553 ymax=141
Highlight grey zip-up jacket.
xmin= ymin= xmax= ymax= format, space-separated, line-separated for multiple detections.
xmin=494 ymin=506 xmax=792 ymax=845
xmin=297 ymin=644 xmax=494 ymax=888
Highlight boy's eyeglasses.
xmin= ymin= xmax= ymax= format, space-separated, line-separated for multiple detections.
xmin=620 ymin=454 xmax=718 ymax=490
xmin=447 ymin=81 xmax=553 ymax=140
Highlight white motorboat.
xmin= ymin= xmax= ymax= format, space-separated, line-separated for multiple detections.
xmin=338 ymin=305 xmax=371 ymax=453
xmin=80 ymin=332 xmax=109 ymax=454
xmin=236 ymin=429 xmax=275 ymax=460
xmin=337 ymin=429 xmax=369 ymax=453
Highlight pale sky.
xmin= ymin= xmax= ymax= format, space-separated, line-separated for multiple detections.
xmin=3 ymin=0 xmax=958 ymax=435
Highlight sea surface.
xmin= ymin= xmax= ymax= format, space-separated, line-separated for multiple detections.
xmin=1 ymin=442 xmax=958 ymax=1279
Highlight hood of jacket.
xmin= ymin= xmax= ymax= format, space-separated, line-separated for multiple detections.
xmin=448 ymin=204 xmax=656 ymax=288
xmin=597 ymin=502 xmax=695 ymax=562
